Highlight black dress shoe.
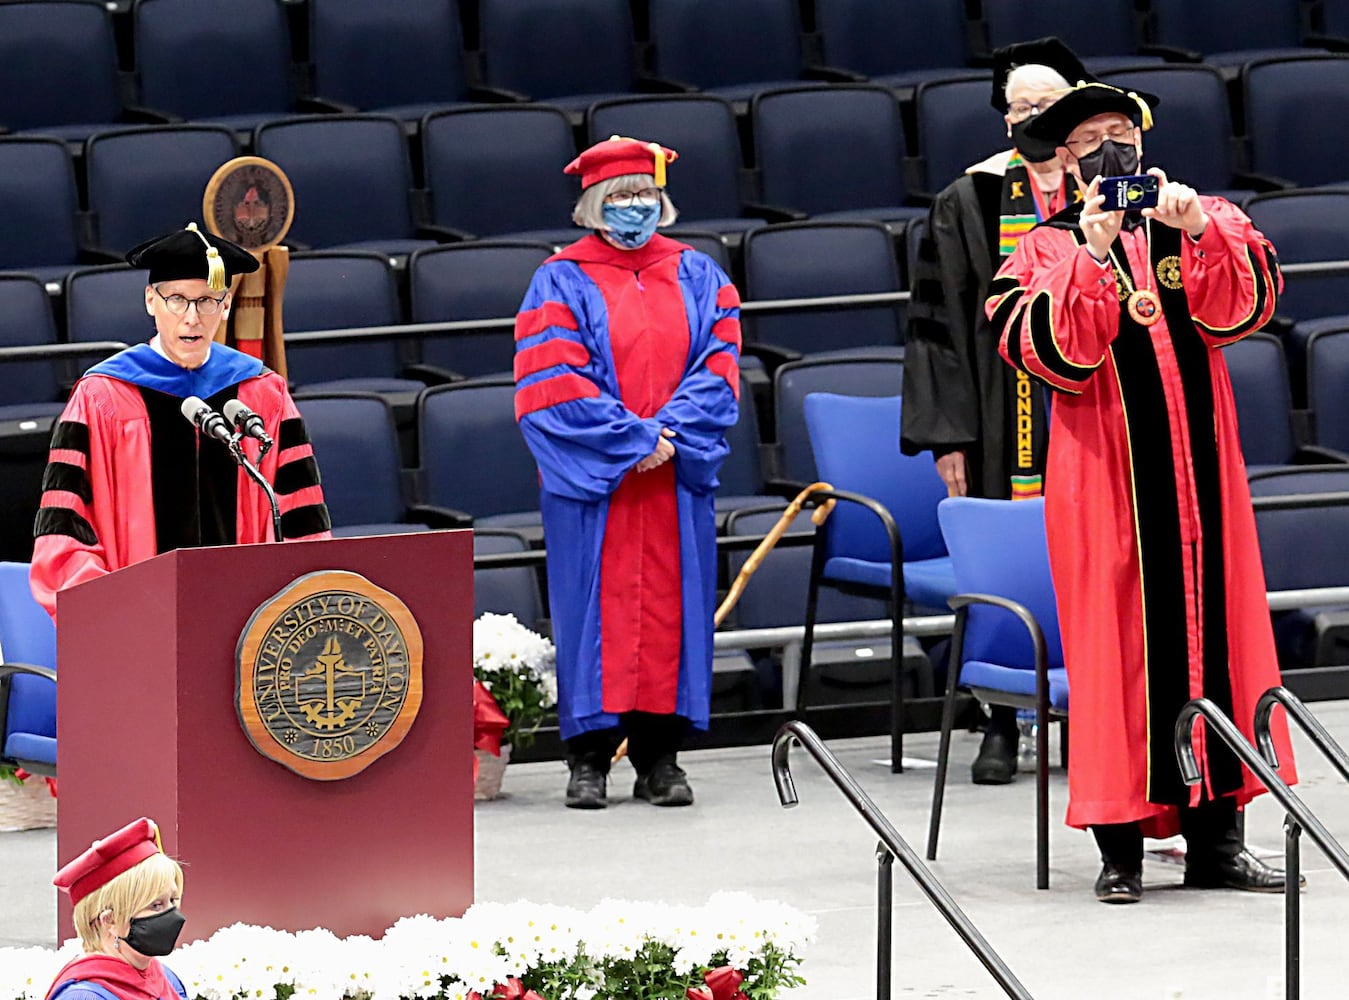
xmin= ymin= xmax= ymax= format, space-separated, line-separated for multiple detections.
xmin=633 ymin=756 xmax=694 ymax=806
xmin=1183 ymin=849 xmax=1302 ymax=892
xmin=971 ymin=728 xmax=1018 ymax=785
xmin=564 ymin=757 xmax=608 ymax=809
xmin=1094 ymin=863 xmax=1144 ymax=903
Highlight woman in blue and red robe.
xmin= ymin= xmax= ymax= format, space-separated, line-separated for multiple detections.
xmin=514 ymin=137 xmax=740 ymax=809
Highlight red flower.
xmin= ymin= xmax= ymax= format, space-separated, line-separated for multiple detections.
xmin=686 ymin=965 xmax=747 ymax=1000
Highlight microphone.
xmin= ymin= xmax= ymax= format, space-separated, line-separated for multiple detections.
xmin=222 ymin=398 xmax=275 ymax=453
xmin=180 ymin=396 xmax=234 ymax=445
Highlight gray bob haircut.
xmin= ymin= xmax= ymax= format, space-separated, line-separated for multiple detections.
xmin=572 ymin=173 xmax=679 ymax=230
xmin=1004 ymin=64 xmax=1072 ymax=105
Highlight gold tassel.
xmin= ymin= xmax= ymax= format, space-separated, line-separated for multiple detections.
xmin=649 ymin=142 xmax=667 ymax=187
xmin=185 ymin=222 xmax=226 ymax=291
xmin=1128 ymin=91 xmax=1154 ymax=131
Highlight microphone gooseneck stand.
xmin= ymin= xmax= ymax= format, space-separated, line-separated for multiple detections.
xmin=227 ymin=432 xmax=283 ymax=542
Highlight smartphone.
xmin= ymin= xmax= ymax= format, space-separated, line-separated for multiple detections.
xmin=1098 ymin=174 xmax=1160 ymax=212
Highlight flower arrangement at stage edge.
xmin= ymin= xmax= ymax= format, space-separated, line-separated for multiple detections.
xmin=473 ymin=613 xmax=558 ymax=750
xmin=0 ymin=893 xmax=815 ymax=1000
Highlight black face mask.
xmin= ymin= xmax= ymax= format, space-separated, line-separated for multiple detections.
xmin=1009 ymin=119 xmax=1060 ymax=164
xmin=122 ymin=907 xmax=185 ymax=957
xmin=1076 ymin=139 xmax=1140 ymax=180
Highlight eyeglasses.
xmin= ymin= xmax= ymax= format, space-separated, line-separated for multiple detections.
xmin=154 ymin=286 xmax=228 ymax=317
xmin=1006 ymin=97 xmax=1060 ymax=122
xmin=1063 ymin=124 xmax=1137 ymax=156
xmin=603 ymin=187 xmax=661 ymax=208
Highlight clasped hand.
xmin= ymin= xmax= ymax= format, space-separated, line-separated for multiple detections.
xmin=635 ymin=427 xmax=677 ymax=472
xmin=1081 ymin=168 xmax=1209 ymax=263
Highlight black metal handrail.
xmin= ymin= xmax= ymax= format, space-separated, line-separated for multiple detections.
xmin=772 ymin=721 xmax=1035 ymax=1000
xmin=1254 ymin=686 xmax=1349 ymax=784
xmin=1175 ymin=697 xmax=1349 ymax=1000
xmin=0 ymin=340 xmax=129 ymax=363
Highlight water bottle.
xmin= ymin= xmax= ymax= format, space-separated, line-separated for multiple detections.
xmin=1016 ymin=707 xmax=1037 ymax=764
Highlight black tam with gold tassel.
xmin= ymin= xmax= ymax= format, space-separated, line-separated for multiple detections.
xmin=126 ymin=223 xmax=260 ymax=289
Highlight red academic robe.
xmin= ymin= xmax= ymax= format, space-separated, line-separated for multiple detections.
xmin=988 ymin=197 xmax=1297 ymax=835
xmin=32 ymin=345 xmax=330 ymax=619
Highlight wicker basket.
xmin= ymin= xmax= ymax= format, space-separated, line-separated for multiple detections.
xmin=474 ymin=745 xmax=512 ymax=801
xmin=0 ymin=777 xmax=57 ymax=831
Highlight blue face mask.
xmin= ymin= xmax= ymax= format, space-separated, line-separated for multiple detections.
xmin=602 ymin=200 xmax=660 ymax=249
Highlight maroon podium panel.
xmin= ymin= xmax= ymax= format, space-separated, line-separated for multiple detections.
xmin=56 ymin=531 xmax=473 ymax=941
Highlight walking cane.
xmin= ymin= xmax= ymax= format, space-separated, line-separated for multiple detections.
xmin=612 ymin=482 xmax=837 ymax=763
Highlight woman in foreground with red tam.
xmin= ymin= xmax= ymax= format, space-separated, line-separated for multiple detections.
xmin=514 ymin=136 xmax=741 ymax=809
xmin=46 ymin=818 xmax=188 ymax=1000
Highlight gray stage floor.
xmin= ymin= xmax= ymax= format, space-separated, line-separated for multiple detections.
xmin=7 ymin=703 xmax=1349 ymax=1000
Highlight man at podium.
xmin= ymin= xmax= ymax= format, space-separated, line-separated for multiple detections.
xmin=31 ymin=224 xmax=331 ymax=618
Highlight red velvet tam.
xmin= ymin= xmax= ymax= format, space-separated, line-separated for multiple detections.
xmin=53 ymin=817 xmax=164 ymax=905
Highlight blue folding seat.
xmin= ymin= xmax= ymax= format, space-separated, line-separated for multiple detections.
xmin=1244 ymin=190 xmax=1349 ymax=322
xmin=0 ymin=276 xmax=68 ymax=420
xmin=1150 ymin=0 xmax=1309 ymax=66
xmin=0 ymin=138 xmax=88 ymax=285
xmin=752 ymin=85 xmax=924 ymax=227
xmin=473 ymin=529 xmax=545 ymax=627
xmin=1306 ymin=327 xmax=1349 ymax=456
xmin=420 ymin=107 xmax=580 ymax=246
xmin=742 ymin=222 xmax=904 ymax=357
xmin=416 ymin=379 xmax=543 ymax=532
xmin=0 ymin=1 xmax=128 ymax=142
xmin=133 ymin=0 xmax=305 ymax=131
xmin=477 ymin=0 xmax=640 ymax=110
xmin=983 ymin=0 xmax=1145 ymax=70
xmin=1243 ymin=57 xmax=1349 ymax=189
xmin=1099 ymin=65 xmax=1255 ymax=201
xmin=253 ymin=115 xmax=440 ymax=254
xmin=586 ymin=95 xmax=768 ymax=236
xmin=84 ymin=126 xmax=241 ymax=255
xmin=772 ymin=350 xmax=905 ymax=486
xmin=281 ymin=252 xmax=425 ymax=393
xmin=308 ymin=0 xmax=474 ymax=121
xmin=0 ymin=562 xmax=57 ymax=777
xmin=408 ymin=242 xmax=555 ymax=379
xmin=911 ymin=75 xmax=1009 ymax=197
xmin=813 ymin=0 xmax=970 ymax=88
xmin=648 ymin=0 xmax=808 ymax=103
xmin=666 ymin=231 xmax=734 ymax=276
xmin=64 ymin=265 xmax=150 ymax=358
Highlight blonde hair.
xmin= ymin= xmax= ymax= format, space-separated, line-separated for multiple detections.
xmin=72 ymin=852 xmax=184 ymax=952
xmin=572 ymin=172 xmax=679 ymax=230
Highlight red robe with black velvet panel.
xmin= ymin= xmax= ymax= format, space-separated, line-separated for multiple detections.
xmin=514 ymin=234 xmax=740 ymax=739
xmin=32 ymin=351 xmax=331 ymax=619
xmin=988 ymin=197 xmax=1297 ymax=835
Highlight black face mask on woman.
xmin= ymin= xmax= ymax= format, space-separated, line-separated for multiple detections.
xmin=1075 ymin=139 xmax=1139 ymax=180
xmin=121 ymin=907 xmax=186 ymax=956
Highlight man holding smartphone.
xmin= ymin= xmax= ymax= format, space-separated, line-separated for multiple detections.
xmin=987 ymin=82 xmax=1298 ymax=903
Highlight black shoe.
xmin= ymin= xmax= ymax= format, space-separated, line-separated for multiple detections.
xmin=1094 ymin=863 xmax=1144 ymax=903
xmin=633 ymin=756 xmax=694 ymax=806
xmin=971 ymin=728 xmax=1018 ymax=785
xmin=1183 ymin=849 xmax=1302 ymax=892
xmin=564 ymin=757 xmax=608 ymax=810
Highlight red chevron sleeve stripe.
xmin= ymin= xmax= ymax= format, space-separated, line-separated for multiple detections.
xmin=716 ymin=284 xmax=741 ymax=310
xmin=514 ymin=373 xmax=601 ymax=420
xmin=514 ymin=338 xmax=591 ymax=381
xmin=705 ymin=350 xmax=740 ymax=399
xmin=711 ymin=316 xmax=742 ymax=348
xmin=515 ymin=301 xmax=580 ymax=341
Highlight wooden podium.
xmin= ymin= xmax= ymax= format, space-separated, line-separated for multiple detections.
xmin=55 ymin=531 xmax=474 ymax=941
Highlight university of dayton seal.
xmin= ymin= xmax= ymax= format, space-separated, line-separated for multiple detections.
xmin=236 ymin=571 xmax=424 ymax=780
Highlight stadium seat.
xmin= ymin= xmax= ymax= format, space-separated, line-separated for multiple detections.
xmin=927 ymin=495 xmax=1066 ymax=890
xmin=307 ymin=0 xmax=475 ymax=121
xmin=1243 ymin=57 xmax=1349 ymax=189
xmin=0 ymin=276 xmax=69 ymax=419
xmin=666 ymin=231 xmax=734 ymax=276
xmin=648 ymin=0 xmax=808 ymax=103
xmin=813 ymin=0 xmax=970 ymax=88
xmin=983 ymin=0 xmax=1145 ymax=70
xmin=252 ymin=115 xmax=440 ymax=254
xmin=1244 ymin=189 xmax=1349 ymax=322
xmin=473 ymin=529 xmax=545 ymax=628
xmin=0 ymin=138 xmax=88 ymax=285
xmin=742 ymin=222 xmax=905 ymax=357
xmin=281 ymin=252 xmax=425 ymax=393
xmin=84 ymin=126 xmax=241 ymax=255
xmin=772 ymin=350 xmax=905 ymax=486
xmin=0 ymin=561 xmax=57 ymax=777
xmin=586 ymin=95 xmax=767 ymax=235
xmin=64 ymin=265 xmax=150 ymax=365
xmin=477 ymin=0 xmax=641 ymax=109
xmin=751 ymin=86 xmax=924 ymax=226
xmin=1306 ymin=326 xmax=1349 ymax=456
xmin=1149 ymin=0 xmax=1309 ymax=66
xmin=421 ymin=106 xmax=580 ymax=245
xmin=911 ymin=75 xmax=1008 ymax=197
xmin=408 ymin=241 xmax=555 ymax=379
xmin=0 ymin=0 xmax=126 ymax=142
xmin=133 ymin=0 xmax=304 ymax=131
